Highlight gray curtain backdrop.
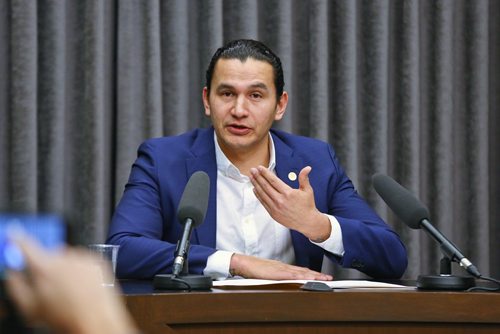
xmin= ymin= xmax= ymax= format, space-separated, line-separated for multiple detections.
xmin=0 ymin=0 xmax=498 ymax=279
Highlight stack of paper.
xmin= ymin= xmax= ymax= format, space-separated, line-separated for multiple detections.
xmin=213 ymin=279 xmax=408 ymax=289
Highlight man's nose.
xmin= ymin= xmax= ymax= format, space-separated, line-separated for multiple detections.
xmin=231 ymin=95 xmax=249 ymax=117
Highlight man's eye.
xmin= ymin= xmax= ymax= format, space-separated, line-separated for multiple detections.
xmin=251 ymin=93 xmax=262 ymax=99
xmin=222 ymin=92 xmax=233 ymax=97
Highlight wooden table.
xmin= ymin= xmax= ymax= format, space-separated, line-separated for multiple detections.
xmin=121 ymin=280 xmax=500 ymax=334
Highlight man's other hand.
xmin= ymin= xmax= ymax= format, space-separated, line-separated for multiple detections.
xmin=229 ymin=253 xmax=333 ymax=281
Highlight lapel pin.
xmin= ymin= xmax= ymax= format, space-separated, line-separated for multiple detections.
xmin=288 ymin=172 xmax=297 ymax=181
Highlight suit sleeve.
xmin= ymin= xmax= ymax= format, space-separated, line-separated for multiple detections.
xmin=106 ymin=141 xmax=216 ymax=279
xmin=323 ymin=145 xmax=408 ymax=279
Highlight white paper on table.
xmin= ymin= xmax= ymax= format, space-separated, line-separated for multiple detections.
xmin=213 ymin=279 xmax=408 ymax=289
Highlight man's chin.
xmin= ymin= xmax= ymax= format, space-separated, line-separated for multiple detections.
xmin=219 ymin=137 xmax=256 ymax=152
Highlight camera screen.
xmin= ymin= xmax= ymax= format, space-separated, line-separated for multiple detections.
xmin=0 ymin=214 xmax=66 ymax=278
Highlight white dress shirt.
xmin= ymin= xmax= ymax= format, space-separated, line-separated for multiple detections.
xmin=203 ymin=133 xmax=345 ymax=279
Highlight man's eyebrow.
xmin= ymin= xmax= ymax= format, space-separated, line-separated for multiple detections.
xmin=248 ymin=82 xmax=269 ymax=91
xmin=215 ymin=82 xmax=269 ymax=91
xmin=215 ymin=83 xmax=234 ymax=91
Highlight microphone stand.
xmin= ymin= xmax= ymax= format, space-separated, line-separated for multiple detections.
xmin=417 ymin=256 xmax=475 ymax=290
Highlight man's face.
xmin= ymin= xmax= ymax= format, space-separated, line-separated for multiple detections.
xmin=203 ymin=58 xmax=288 ymax=159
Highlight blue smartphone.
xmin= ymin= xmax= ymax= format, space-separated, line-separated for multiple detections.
xmin=0 ymin=214 xmax=66 ymax=279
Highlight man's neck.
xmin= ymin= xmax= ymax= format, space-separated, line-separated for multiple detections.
xmin=219 ymin=137 xmax=271 ymax=177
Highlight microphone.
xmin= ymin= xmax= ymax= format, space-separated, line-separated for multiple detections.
xmin=154 ymin=171 xmax=212 ymax=290
xmin=172 ymin=171 xmax=210 ymax=276
xmin=372 ymin=173 xmax=480 ymax=290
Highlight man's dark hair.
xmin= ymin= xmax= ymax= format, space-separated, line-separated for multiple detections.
xmin=205 ymin=39 xmax=284 ymax=100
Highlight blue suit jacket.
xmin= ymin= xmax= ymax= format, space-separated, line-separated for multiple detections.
xmin=107 ymin=127 xmax=407 ymax=279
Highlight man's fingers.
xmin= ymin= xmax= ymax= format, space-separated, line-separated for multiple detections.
xmin=251 ymin=166 xmax=288 ymax=194
xmin=286 ymin=266 xmax=333 ymax=281
xmin=250 ymin=169 xmax=276 ymax=200
xmin=250 ymin=166 xmax=294 ymax=211
xmin=252 ymin=187 xmax=273 ymax=214
xmin=306 ymin=272 xmax=333 ymax=281
xmin=274 ymin=266 xmax=333 ymax=281
xmin=250 ymin=167 xmax=282 ymax=209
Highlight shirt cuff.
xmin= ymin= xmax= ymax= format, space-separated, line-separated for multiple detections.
xmin=203 ymin=250 xmax=234 ymax=280
xmin=310 ymin=214 xmax=345 ymax=256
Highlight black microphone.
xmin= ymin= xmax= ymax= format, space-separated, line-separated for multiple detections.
xmin=372 ymin=173 xmax=481 ymax=280
xmin=172 ymin=171 xmax=210 ymax=276
xmin=153 ymin=171 xmax=212 ymax=290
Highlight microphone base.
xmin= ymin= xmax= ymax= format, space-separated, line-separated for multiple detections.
xmin=417 ymin=274 xmax=475 ymax=290
xmin=153 ymin=274 xmax=213 ymax=291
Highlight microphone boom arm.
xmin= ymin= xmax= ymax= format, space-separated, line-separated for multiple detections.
xmin=420 ymin=219 xmax=464 ymax=262
xmin=420 ymin=219 xmax=480 ymax=277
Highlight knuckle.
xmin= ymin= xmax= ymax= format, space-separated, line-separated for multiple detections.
xmin=275 ymin=198 xmax=286 ymax=210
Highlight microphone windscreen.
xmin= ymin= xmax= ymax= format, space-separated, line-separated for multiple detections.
xmin=372 ymin=173 xmax=430 ymax=229
xmin=177 ymin=171 xmax=210 ymax=227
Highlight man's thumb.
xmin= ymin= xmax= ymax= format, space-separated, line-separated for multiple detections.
xmin=298 ymin=166 xmax=312 ymax=190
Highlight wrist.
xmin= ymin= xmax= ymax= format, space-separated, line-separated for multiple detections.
xmin=229 ymin=253 xmax=248 ymax=278
xmin=229 ymin=253 xmax=241 ymax=277
xmin=308 ymin=212 xmax=331 ymax=243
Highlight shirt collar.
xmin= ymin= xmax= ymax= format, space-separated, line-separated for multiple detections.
xmin=214 ymin=132 xmax=276 ymax=180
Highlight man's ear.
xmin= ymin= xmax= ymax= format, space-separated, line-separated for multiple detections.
xmin=202 ymin=87 xmax=211 ymax=116
xmin=274 ymin=91 xmax=288 ymax=121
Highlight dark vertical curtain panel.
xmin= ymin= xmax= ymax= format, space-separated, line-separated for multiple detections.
xmin=0 ymin=0 xmax=498 ymax=279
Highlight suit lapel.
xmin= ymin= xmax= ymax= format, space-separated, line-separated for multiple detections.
xmin=185 ymin=128 xmax=218 ymax=248
xmin=272 ymin=131 xmax=302 ymax=189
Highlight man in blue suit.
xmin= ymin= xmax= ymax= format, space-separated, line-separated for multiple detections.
xmin=107 ymin=39 xmax=407 ymax=280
